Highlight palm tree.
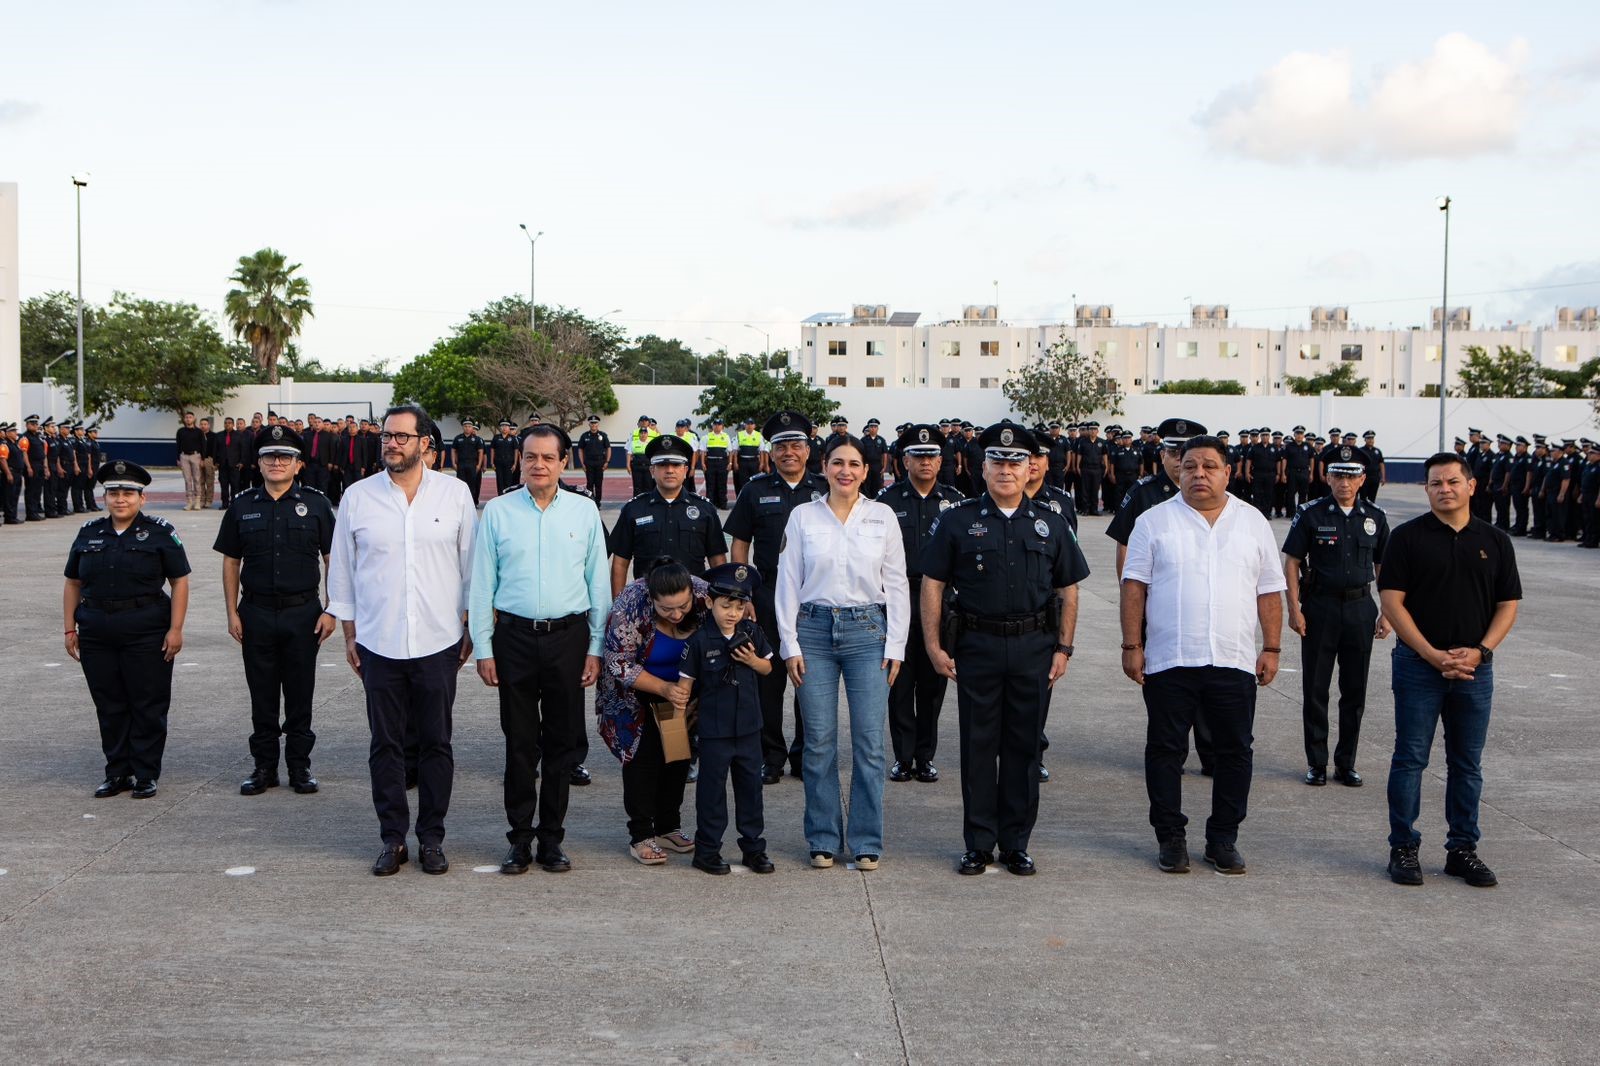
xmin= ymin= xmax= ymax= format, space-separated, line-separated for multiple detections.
xmin=225 ymin=248 xmax=314 ymax=384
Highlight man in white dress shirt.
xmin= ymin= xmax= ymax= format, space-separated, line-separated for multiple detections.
xmin=325 ymin=404 xmax=478 ymax=877
xmin=1119 ymin=434 xmax=1286 ymax=876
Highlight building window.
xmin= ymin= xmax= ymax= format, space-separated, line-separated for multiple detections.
xmin=979 ymin=376 xmax=999 ymax=389
xmin=1274 ymin=343 xmax=1282 ymax=351
xmin=1133 ymin=377 xmax=1142 ymax=386
xmin=1177 ymin=341 xmax=1198 ymax=359
xmin=1424 ymin=345 xmax=1440 ymax=362
xmin=1298 ymin=343 xmax=1321 ymax=361
xmin=1340 ymin=344 xmax=1363 ymax=361
xmin=1095 ymin=340 xmax=1119 ymax=359
xmin=1421 ymin=383 xmax=1439 ymax=397
xmin=979 ymin=341 xmax=1000 ymax=358
xmin=866 ymin=340 xmax=887 ymax=357
xmin=940 ymin=340 xmax=961 ymax=358
xmin=1219 ymin=342 xmax=1239 ymax=359
xmin=805 ymin=339 xmax=814 ymax=347
xmin=827 ymin=376 xmax=847 ymax=387
xmin=865 ymin=376 xmax=884 ymax=388
xmin=828 ymin=340 xmax=847 ymax=357
xmin=941 ymin=376 xmax=961 ymax=388
xmin=1555 ymin=345 xmax=1579 ymax=363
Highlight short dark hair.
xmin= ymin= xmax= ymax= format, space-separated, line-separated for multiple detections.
xmin=521 ymin=424 xmax=569 ymax=460
xmin=644 ymin=559 xmax=695 ymax=620
xmin=1423 ymin=452 xmax=1472 ymax=480
xmin=821 ymin=433 xmax=865 ymax=463
xmin=383 ymin=403 xmax=437 ymax=448
xmin=1179 ymin=435 xmax=1230 ymax=465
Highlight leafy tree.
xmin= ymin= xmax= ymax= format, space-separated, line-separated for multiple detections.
xmin=19 ymin=290 xmax=101 ymax=381
xmin=1151 ymin=378 xmax=1246 ymax=395
xmin=1001 ymin=333 xmax=1123 ymax=425
xmin=1284 ymin=362 xmax=1368 ymax=396
xmin=1456 ymin=345 xmax=1542 ymax=398
xmin=1539 ymin=356 xmax=1600 ymax=399
xmin=70 ymin=294 xmax=240 ymax=419
xmin=277 ymin=343 xmax=392 ymax=383
xmin=468 ymin=296 xmax=628 ymax=373
xmin=225 ymin=248 xmax=314 ymax=384
xmin=694 ymin=363 xmax=838 ymax=429
xmin=390 ymin=345 xmax=485 ymax=420
xmin=472 ymin=321 xmax=618 ymax=429
xmin=616 ymin=334 xmax=715 ymax=385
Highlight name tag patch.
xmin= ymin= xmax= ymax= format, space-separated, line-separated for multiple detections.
xmin=635 ymin=515 xmax=655 ymax=526
xmin=759 ymin=496 xmax=781 ymax=504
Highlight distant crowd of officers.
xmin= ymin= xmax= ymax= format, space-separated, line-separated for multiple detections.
xmin=1455 ymin=427 xmax=1600 ymax=548
xmin=172 ymin=410 xmax=391 ymax=511
xmin=1 ymin=415 xmax=106 ymax=524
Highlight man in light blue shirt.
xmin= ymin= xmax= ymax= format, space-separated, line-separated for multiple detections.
xmin=470 ymin=425 xmax=610 ymax=875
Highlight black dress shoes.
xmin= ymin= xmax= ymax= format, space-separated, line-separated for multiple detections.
xmin=1037 ymin=763 xmax=1051 ymax=783
xmin=500 ymin=844 xmax=534 ymax=875
xmin=1332 ymin=767 xmax=1363 ymax=787
xmin=1158 ymin=837 xmax=1191 ymax=873
xmin=569 ymin=764 xmax=592 ymax=787
xmin=419 ymin=844 xmax=448 ymax=875
xmin=692 ymin=853 xmax=730 ymax=875
xmin=240 ymin=768 xmax=280 ymax=796
xmin=372 ymin=843 xmax=408 ymax=876
xmin=888 ymin=761 xmax=912 ymax=782
xmin=741 ymin=851 xmax=775 ymax=874
xmin=958 ymin=850 xmax=994 ymax=876
xmin=130 ymin=779 xmax=158 ymax=799
xmin=536 ymin=847 xmax=571 ymax=873
xmin=1000 ymin=850 xmax=1036 ymax=876
xmin=1203 ymin=841 xmax=1246 ymax=875
xmin=915 ymin=762 xmax=940 ymax=783
xmin=1304 ymin=767 xmax=1327 ymax=786
xmin=761 ymin=765 xmax=783 ymax=786
xmin=289 ymin=769 xmax=319 ymax=794
xmin=93 ymin=776 xmax=133 ymax=798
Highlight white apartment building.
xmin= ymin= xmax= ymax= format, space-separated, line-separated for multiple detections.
xmin=798 ymin=303 xmax=1600 ymax=399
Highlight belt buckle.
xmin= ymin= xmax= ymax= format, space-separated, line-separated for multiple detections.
xmin=532 ymin=617 xmax=553 ymax=633
xmin=1002 ymin=619 xmax=1021 ymax=636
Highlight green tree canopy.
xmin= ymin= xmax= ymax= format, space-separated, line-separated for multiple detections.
xmin=468 ymin=296 xmax=628 ymax=373
xmin=19 ymin=290 xmax=101 ymax=382
xmin=1539 ymin=356 xmax=1600 ymax=399
xmin=1284 ymin=362 xmax=1368 ymax=396
xmin=390 ymin=345 xmax=485 ymax=419
xmin=617 ymin=334 xmax=714 ymax=385
xmin=71 ymin=294 xmax=240 ymax=419
xmin=1001 ymin=333 xmax=1123 ymax=425
xmin=694 ymin=363 xmax=838 ymax=430
xmin=1150 ymin=378 xmax=1246 ymax=395
xmin=1456 ymin=345 xmax=1543 ymax=398
xmin=224 ymin=248 xmax=314 ymax=385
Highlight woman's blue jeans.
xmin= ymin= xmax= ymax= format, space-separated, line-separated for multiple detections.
xmin=794 ymin=603 xmax=890 ymax=857
xmin=1387 ymin=643 xmax=1494 ymax=850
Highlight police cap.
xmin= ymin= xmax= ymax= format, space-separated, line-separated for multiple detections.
xmin=703 ymin=561 xmax=761 ymax=601
xmin=897 ymin=423 xmax=944 ymax=457
xmin=763 ymin=410 xmax=812 ymax=444
xmin=978 ymin=420 xmax=1036 ymax=462
xmin=255 ymin=424 xmax=304 ymax=457
xmin=646 ymin=433 xmax=693 ymax=464
xmin=96 ymin=459 xmax=152 ymax=491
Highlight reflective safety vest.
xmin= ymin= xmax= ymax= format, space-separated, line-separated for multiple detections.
xmin=704 ymin=432 xmax=731 ymax=456
xmin=630 ymin=429 xmax=657 ymax=455
xmin=737 ymin=430 xmax=763 ymax=458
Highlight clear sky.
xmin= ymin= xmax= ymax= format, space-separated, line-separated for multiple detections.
xmin=3 ymin=1 xmax=1597 ymax=369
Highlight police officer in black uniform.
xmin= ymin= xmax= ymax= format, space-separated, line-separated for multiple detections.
xmin=610 ymin=433 xmax=726 ymax=592
xmin=1024 ymin=429 xmax=1080 ymax=782
xmin=938 ymin=419 xmax=961 ymax=489
xmin=1527 ymin=436 xmax=1551 ymax=540
xmin=725 ymin=410 xmax=829 ymax=781
xmin=878 ymin=424 xmax=964 ymax=784
xmin=214 ymin=426 xmax=337 ymax=796
xmin=1046 ymin=423 xmax=1072 ymax=490
xmin=449 ymin=419 xmax=487 ymax=505
xmin=1358 ymin=430 xmax=1385 ymax=504
xmin=1075 ymin=421 xmax=1107 ymax=515
xmin=806 ymin=424 xmax=827 ymax=477
xmin=921 ymin=421 xmax=1090 ymax=877
xmin=700 ymin=416 xmax=731 ymax=508
xmin=21 ymin=414 xmax=48 ymax=521
xmin=1282 ymin=458 xmax=1391 ymax=787
xmin=1544 ymin=439 xmax=1574 ymax=541
xmin=1508 ymin=436 xmax=1533 ymax=536
xmin=1248 ymin=429 xmax=1278 ymax=519
xmin=1579 ymin=441 xmax=1600 ymax=549
xmin=1108 ymin=428 xmax=1142 ymax=512
xmin=572 ymin=414 xmax=610 ymax=502
xmin=63 ymin=460 xmax=192 ymax=799
xmin=858 ymin=418 xmax=889 ymax=498
xmin=2 ymin=422 xmax=24 ymax=523
xmin=491 ymin=420 xmax=522 ymax=497
xmin=734 ymin=417 xmax=764 ymax=494
xmin=1283 ymin=426 xmax=1314 ymax=510
xmin=1488 ymin=434 xmax=1514 ymax=530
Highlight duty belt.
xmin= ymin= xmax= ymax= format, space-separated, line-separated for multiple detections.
xmin=499 ymin=611 xmax=586 ymax=633
xmin=1310 ymin=583 xmax=1371 ymax=602
xmin=82 ymin=594 xmax=166 ymax=612
xmin=242 ymin=590 xmax=319 ymax=609
xmin=960 ymin=610 xmax=1049 ymax=636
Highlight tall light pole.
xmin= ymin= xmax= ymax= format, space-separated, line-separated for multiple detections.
xmin=705 ymin=337 xmax=729 ymax=379
xmin=518 ymin=224 xmax=543 ymax=329
xmin=1436 ymin=196 xmax=1451 ymax=452
xmin=743 ymin=323 xmax=769 ymax=370
xmin=72 ymin=174 xmax=89 ymax=419
xmin=638 ymin=363 xmax=657 ymax=385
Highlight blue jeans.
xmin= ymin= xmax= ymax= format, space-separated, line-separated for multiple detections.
xmin=794 ymin=602 xmax=890 ymax=857
xmin=1387 ymin=643 xmax=1494 ymax=850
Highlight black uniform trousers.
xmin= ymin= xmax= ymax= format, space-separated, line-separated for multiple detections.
xmin=1492 ymin=490 xmax=1511 ymax=530
xmin=70 ymin=468 xmax=89 ymax=512
xmin=621 ymin=702 xmax=691 ymax=845
xmin=52 ymin=469 xmax=70 ymax=515
xmin=494 ymin=615 xmax=588 ymax=849
xmin=1582 ymin=493 xmax=1600 ymax=548
xmin=1548 ymin=493 xmax=1570 ymax=540
xmin=1530 ymin=491 xmax=1548 ymax=538
xmin=1511 ymin=491 xmax=1530 ymax=535
xmin=695 ymin=731 xmax=766 ymax=859
xmin=584 ymin=462 xmax=607 ymax=502
xmin=495 ymin=462 xmax=518 ymax=496
xmin=239 ymin=596 xmax=321 ymax=772
xmin=953 ymin=628 xmax=1051 ymax=853
xmin=703 ymin=460 xmax=727 ymax=508
xmin=1299 ymin=591 xmax=1377 ymax=771
xmin=1078 ymin=469 xmax=1102 ymax=515
xmin=735 ymin=459 xmax=760 ymax=494
xmin=1143 ymin=666 xmax=1255 ymax=845
xmin=1250 ymin=477 xmax=1274 ymax=519
xmin=359 ymin=642 xmax=458 ymax=847
xmin=25 ymin=470 xmax=46 ymax=519
xmin=301 ymin=464 xmax=326 ymax=494
xmin=1288 ymin=470 xmax=1312 ymax=509
xmin=456 ymin=465 xmax=482 ymax=504
xmin=218 ymin=463 xmax=238 ymax=506
xmin=753 ymin=580 xmax=805 ymax=773
xmin=4 ymin=474 xmax=21 ymax=522
xmin=77 ymin=600 xmax=174 ymax=781
xmin=888 ymin=597 xmax=946 ymax=766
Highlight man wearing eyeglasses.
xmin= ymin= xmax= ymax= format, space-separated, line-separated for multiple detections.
xmin=325 ymin=405 xmax=478 ymax=877
xmin=215 ymin=425 xmax=338 ymax=798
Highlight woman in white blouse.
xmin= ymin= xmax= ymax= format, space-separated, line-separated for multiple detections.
xmin=775 ymin=434 xmax=909 ymax=870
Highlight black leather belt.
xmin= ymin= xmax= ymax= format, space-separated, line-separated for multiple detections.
xmin=1311 ymin=584 xmax=1371 ymax=602
xmin=499 ymin=611 xmax=586 ymax=633
xmin=243 ymin=590 xmax=319 ymax=609
xmin=82 ymin=594 xmax=166 ymax=612
xmin=961 ymin=610 xmax=1049 ymax=636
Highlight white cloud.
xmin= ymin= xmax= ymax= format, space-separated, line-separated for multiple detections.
xmin=1199 ymin=34 xmax=1528 ymax=165
xmin=786 ymin=182 xmax=934 ymax=231
xmin=0 ymin=99 xmax=41 ymax=125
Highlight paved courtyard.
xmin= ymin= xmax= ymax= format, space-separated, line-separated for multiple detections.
xmin=2 ymin=480 xmax=1596 ymax=1064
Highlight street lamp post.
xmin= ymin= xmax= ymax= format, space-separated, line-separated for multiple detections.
xmin=638 ymin=363 xmax=657 ymax=385
xmin=743 ymin=323 xmax=769 ymax=370
xmin=72 ymin=174 xmax=89 ymax=420
xmin=1436 ymin=196 xmax=1451 ymax=452
xmin=518 ymin=224 xmax=543 ymax=329
xmin=705 ymin=337 xmax=729 ymax=379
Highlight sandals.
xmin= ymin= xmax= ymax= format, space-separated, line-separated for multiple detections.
xmin=656 ymin=830 xmax=695 ymax=854
xmin=628 ymin=839 xmax=668 ymax=865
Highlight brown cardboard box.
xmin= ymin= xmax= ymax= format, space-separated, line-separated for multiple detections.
xmin=650 ymin=698 xmax=695 ymax=763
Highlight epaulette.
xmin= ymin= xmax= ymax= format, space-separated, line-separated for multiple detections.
xmin=300 ymin=485 xmax=327 ymax=497
xmin=949 ymin=496 xmax=982 ymax=510
xmin=80 ymin=516 xmax=101 ymax=530
xmin=141 ymin=513 xmax=175 ymax=529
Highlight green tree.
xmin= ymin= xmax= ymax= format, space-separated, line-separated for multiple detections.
xmin=71 ymin=294 xmax=240 ymax=419
xmin=1539 ymin=356 xmax=1600 ymax=399
xmin=1001 ymin=333 xmax=1123 ymax=425
xmin=468 ymin=296 xmax=628 ymax=373
xmin=1456 ymin=345 xmax=1543 ymax=398
xmin=1284 ymin=362 xmax=1369 ymax=396
xmin=390 ymin=345 xmax=485 ymax=419
xmin=19 ymin=290 xmax=101 ymax=381
xmin=694 ymin=363 xmax=838 ymax=429
xmin=1150 ymin=378 xmax=1246 ymax=395
xmin=473 ymin=320 xmax=618 ymax=429
xmin=617 ymin=334 xmax=712 ymax=385
xmin=277 ymin=343 xmax=392 ymax=383
xmin=225 ymin=248 xmax=315 ymax=385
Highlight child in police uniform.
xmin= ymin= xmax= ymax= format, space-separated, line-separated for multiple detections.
xmin=677 ymin=562 xmax=775 ymax=874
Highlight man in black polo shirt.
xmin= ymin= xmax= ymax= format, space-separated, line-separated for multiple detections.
xmin=1378 ymin=452 xmax=1521 ymax=888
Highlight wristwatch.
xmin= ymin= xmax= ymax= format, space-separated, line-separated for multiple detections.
xmin=1055 ymin=644 xmax=1074 ymax=658
xmin=1474 ymin=644 xmax=1494 ymax=664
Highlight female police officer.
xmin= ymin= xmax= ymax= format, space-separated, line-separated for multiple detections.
xmin=63 ymin=460 xmax=191 ymax=799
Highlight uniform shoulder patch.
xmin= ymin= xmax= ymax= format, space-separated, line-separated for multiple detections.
xmin=80 ymin=517 xmax=98 ymax=530
xmin=145 ymin=514 xmax=174 ymax=528
xmin=302 ymin=485 xmax=327 ymax=496
xmin=950 ymin=496 xmax=980 ymax=509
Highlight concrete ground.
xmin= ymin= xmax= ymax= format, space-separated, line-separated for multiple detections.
xmin=2 ymin=477 xmax=1597 ymax=1065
